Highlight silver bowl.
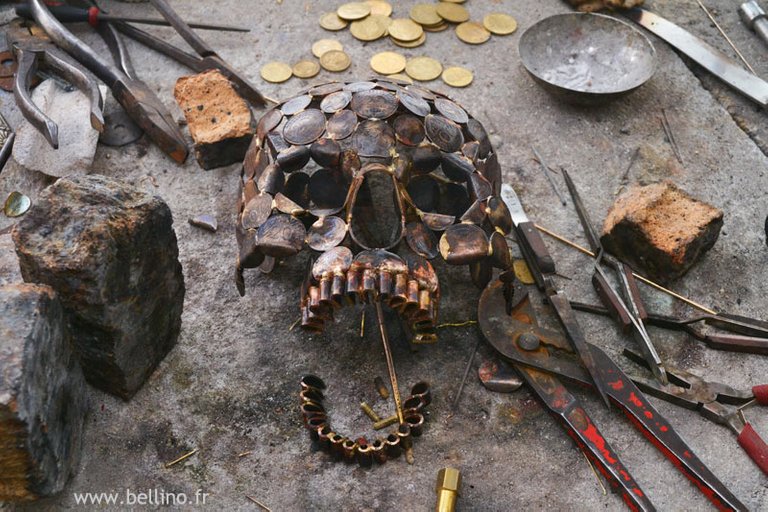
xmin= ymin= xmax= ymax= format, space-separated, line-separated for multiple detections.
xmin=519 ymin=13 xmax=657 ymax=105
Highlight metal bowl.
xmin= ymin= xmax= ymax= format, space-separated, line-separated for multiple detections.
xmin=519 ymin=13 xmax=657 ymax=105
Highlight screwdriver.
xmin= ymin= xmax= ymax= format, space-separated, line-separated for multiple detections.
xmin=15 ymin=3 xmax=250 ymax=33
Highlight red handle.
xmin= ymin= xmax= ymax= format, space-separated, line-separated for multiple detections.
xmin=753 ymin=385 xmax=768 ymax=405
xmin=737 ymin=423 xmax=768 ymax=476
xmin=87 ymin=7 xmax=100 ymax=28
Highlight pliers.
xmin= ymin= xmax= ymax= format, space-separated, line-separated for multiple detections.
xmin=24 ymin=0 xmax=189 ymax=163
xmin=625 ymin=348 xmax=768 ymax=475
xmin=478 ymin=278 xmax=747 ymax=511
xmin=6 ymin=18 xmax=104 ymax=149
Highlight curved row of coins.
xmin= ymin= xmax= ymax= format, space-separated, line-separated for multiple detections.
xmin=236 ymin=79 xmax=516 ymax=342
xmin=300 ymin=375 xmax=431 ymax=467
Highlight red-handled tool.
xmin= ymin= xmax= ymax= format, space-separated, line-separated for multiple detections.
xmin=624 ymin=349 xmax=768 ymax=477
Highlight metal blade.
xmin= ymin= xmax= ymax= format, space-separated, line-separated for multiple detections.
xmin=501 ymin=184 xmax=530 ymax=226
xmin=624 ymin=8 xmax=768 ymax=107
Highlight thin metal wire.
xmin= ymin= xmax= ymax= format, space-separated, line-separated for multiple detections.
xmin=374 ymin=301 xmax=405 ymax=424
xmin=697 ymin=0 xmax=757 ymax=74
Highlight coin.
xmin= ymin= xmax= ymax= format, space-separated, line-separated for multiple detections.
xmin=388 ymin=18 xmax=423 ymax=42
xmin=410 ymin=4 xmax=442 ymax=26
xmin=441 ymin=66 xmax=473 ymax=87
xmin=292 ymin=60 xmax=320 ymax=79
xmin=436 ymin=3 xmax=469 ymax=23
xmin=319 ymin=12 xmax=348 ymax=31
xmin=350 ymin=17 xmax=387 ymax=41
xmin=320 ymin=50 xmax=352 ymax=72
xmin=366 ymin=0 xmax=392 ymax=16
xmin=260 ymin=62 xmax=292 ymax=83
xmin=370 ymin=51 xmax=407 ymax=75
xmin=3 ymin=191 xmax=31 ymax=218
xmin=441 ymin=0 xmax=466 ymax=3
xmin=455 ymin=21 xmax=491 ymax=44
xmin=391 ymin=32 xmax=426 ymax=48
xmin=337 ymin=2 xmax=371 ymax=21
xmin=423 ymin=22 xmax=449 ymax=32
xmin=513 ymin=259 xmax=535 ymax=285
xmin=312 ymin=39 xmax=343 ymax=58
xmin=387 ymin=73 xmax=413 ymax=84
xmin=405 ymin=56 xmax=443 ymax=82
xmin=369 ymin=14 xmax=393 ymax=34
xmin=483 ymin=13 xmax=518 ymax=35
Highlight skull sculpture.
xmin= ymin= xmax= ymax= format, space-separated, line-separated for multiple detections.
xmin=235 ymin=79 xmax=514 ymax=343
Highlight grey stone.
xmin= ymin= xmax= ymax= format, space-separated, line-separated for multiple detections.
xmin=12 ymin=175 xmax=185 ymax=399
xmin=11 ymin=80 xmax=101 ymax=178
xmin=0 ymin=283 xmax=87 ymax=502
xmin=0 ymin=233 xmax=21 ymax=285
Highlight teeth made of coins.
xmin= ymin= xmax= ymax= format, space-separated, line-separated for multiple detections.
xmin=366 ymin=0 xmax=392 ymax=16
xmin=292 ymin=60 xmax=320 ymax=79
xmin=312 ymin=39 xmax=344 ymax=58
xmin=455 ymin=21 xmax=491 ymax=44
xmin=436 ymin=3 xmax=470 ymax=23
xmin=391 ymin=32 xmax=426 ymax=48
xmin=281 ymin=94 xmax=312 ymax=116
xmin=4 ymin=191 xmax=31 ymax=217
xmin=370 ymin=51 xmax=407 ymax=75
xmin=388 ymin=19 xmax=423 ymax=42
xmin=319 ymin=12 xmax=348 ymax=31
xmin=337 ymin=2 xmax=371 ymax=21
xmin=260 ymin=62 xmax=292 ymax=83
xmin=483 ymin=13 xmax=518 ymax=35
xmin=350 ymin=17 xmax=387 ymax=41
xmin=320 ymin=50 xmax=352 ymax=72
xmin=410 ymin=4 xmax=442 ymax=26
xmin=441 ymin=66 xmax=473 ymax=88
xmin=405 ymin=56 xmax=442 ymax=82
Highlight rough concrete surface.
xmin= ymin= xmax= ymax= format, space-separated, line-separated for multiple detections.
xmin=1 ymin=0 xmax=767 ymax=510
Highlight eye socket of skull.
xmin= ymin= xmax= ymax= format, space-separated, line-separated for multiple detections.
xmin=348 ymin=165 xmax=404 ymax=251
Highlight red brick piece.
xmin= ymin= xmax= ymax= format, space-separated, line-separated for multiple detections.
xmin=0 ymin=283 xmax=87 ymax=501
xmin=174 ymin=69 xmax=254 ymax=169
xmin=600 ymin=181 xmax=723 ymax=281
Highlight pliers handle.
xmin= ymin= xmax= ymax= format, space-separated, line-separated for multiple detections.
xmin=7 ymin=19 xmax=104 ymax=148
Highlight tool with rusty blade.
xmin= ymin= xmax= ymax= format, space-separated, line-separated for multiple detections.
xmin=479 ymin=278 xmax=747 ymax=511
xmin=623 ymin=8 xmax=768 ymax=108
xmin=505 ymin=186 xmax=613 ymax=408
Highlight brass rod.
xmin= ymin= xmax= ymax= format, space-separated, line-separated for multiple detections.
xmin=697 ymin=0 xmax=756 ymax=75
xmin=374 ymin=300 xmax=405 ymax=424
xmin=534 ymin=224 xmax=717 ymax=315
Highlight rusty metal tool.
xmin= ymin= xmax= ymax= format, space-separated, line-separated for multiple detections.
xmin=569 ymin=301 xmax=768 ymax=356
xmin=479 ymin=278 xmax=747 ymax=511
xmin=505 ymin=186 xmax=613 ymax=408
xmin=6 ymin=18 xmax=104 ymax=148
xmin=624 ymin=348 xmax=768 ymax=475
xmin=741 ymin=1 xmax=768 ymax=48
xmin=562 ymin=170 xmax=668 ymax=385
xmin=107 ymin=0 xmax=267 ymax=107
xmin=26 ymin=0 xmax=188 ymax=162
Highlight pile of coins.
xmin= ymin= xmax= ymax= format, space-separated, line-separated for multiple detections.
xmin=260 ymin=0 xmax=517 ymax=87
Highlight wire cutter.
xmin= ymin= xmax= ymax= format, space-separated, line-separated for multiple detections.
xmin=625 ymin=348 xmax=768 ymax=475
xmin=478 ymin=278 xmax=747 ymax=511
xmin=562 ymin=169 xmax=668 ymax=385
xmin=6 ymin=18 xmax=104 ymax=149
xmin=25 ymin=0 xmax=188 ymax=163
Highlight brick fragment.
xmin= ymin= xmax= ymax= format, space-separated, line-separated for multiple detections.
xmin=174 ymin=69 xmax=254 ymax=169
xmin=601 ymin=181 xmax=723 ymax=281
xmin=0 ymin=283 xmax=87 ymax=501
xmin=12 ymin=175 xmax=185 ymax=399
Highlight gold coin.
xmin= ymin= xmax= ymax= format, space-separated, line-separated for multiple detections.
xmin=292 ymin=60 xmax=320 ymax=79
xmin=441 ymin=0 xmax=466 ymax=3
xmin=405 ymin=56 xmax=443 ymax=81
xmin=365 ymin=0 xmax=392 ymax=16
xmin=513 ymin=259 xmax=535 ymax=285
xmin=312 ymin=39 xmax=343 ymax=58
xmin=387 ymin=73 xmax=413 ymax=84
xmin=260 ymin=61 xmax=292 ymax=83
xmin=370 ymin=51 xmax=407 ymax=75
xmin=320 ymin=50 xmax=352 ymax=72
xmin=455 ymin=21 xmax=490 ymax=44
xmin=388 ymin=18 xmax=424 ymax=42
xmin=483 ymin=13 xmax=518 ymax=35
xmin=410 ymin=4 xmax=442 ymax=26
xmin=350 ymin=16 xmax=387 ymax=41
xmin=369 ymin=14 xmax=393 ymax=35
xmin=423 ymin=22 xmax=449 ymax=32
xmin=442 ymin=66 xmax=473 ymax=87
xmin=319 ymin=12 xmax=348 ymax=31
xmin=436 ymin=3 xmax=469 ymax=23
xmin=337 ymin=2 xmax=371 ymax=21
xmin=391 ymin=32 xmax=426 ymax=48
